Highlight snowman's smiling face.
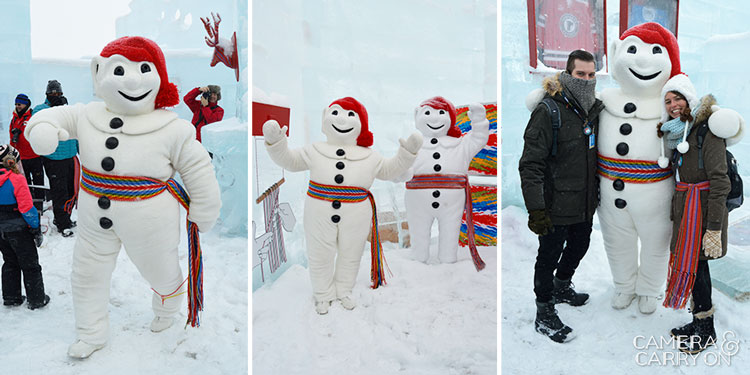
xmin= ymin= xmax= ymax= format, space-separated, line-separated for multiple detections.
xmin=92 ymin=54 xmax=159 ymax=115
xmin=322 ymin=104 xmax=362 ymax=145
xmin=415 ymin=105 xmax=450 ymax=137
xmin=612 ymin=36 xmax=672 ymax=95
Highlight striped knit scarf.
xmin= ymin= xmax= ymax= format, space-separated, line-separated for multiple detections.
xmin=663 ymin=180 xmax=710 ymax=309
xmin=80 ymin=166 xmax=204 ymax=327
xmin=405 ymin=174 xmax=486 ymax=271
xmin=597 ymin=154 xmax=673 ymax=183
xmin=307 ymin=181 xmax=389 ymax=288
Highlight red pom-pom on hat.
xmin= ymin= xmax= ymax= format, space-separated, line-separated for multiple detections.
xmin=100 ymin=36 xmax=179 ymax=109
xmin=419 ymin=96 xmax=461 ymax=138
xmin=329 ymin=97 xmax=372 ymax=147
xmin=620 ymin=22 xmax=681 ymax=78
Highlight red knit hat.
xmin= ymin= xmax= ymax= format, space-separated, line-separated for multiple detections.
xmin=419 ymin=96 xmax=461 ymax=138
xmin=329 ymin=97 xmax=372 ymax=147
xmin=100 ymin=36 xmax=179 ymax=109
xmin=620 ymin=22 xmax=681 ymax=78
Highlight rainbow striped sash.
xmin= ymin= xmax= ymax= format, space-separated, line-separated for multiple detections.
xmin=663 ymin=180 xmax=710 ymax=309
xmin=307 ymin=181 xmax=389 ymax=289
xmin=405 ymin=174 xmax=486 ymax=271
xmin=80 ymin=167 xmax=204 ymax=327
xmin=597 ymin=154 xmax=673 ymax=183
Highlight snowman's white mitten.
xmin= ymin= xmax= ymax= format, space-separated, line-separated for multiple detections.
xmin=28 ymin=123 xmax=68 ymax=156
xmin=263 ymin=120 xmax=287 ymax=145
xmin=399 ymin=132 xmax=423 ymax=154
xmin=467 ymin=103 xmax=488 ymax=125
xmin=189 ymin=216 xmax=216 ymax=233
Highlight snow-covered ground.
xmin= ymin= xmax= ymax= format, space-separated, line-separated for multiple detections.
xmin=501 ymin=205 xmax=750 ymax=374
xmin=1 ymin=208 xmax=248 ymax=374
xmin=253 ymin=244 xmax=497 ymax=375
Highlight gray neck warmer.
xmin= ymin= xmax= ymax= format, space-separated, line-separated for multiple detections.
xmin=560 ymin=72 xmax=597 ymax=113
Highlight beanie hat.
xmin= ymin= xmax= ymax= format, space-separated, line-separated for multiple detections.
xmin=46 ymin=80 xmax=63 ymax=95
xmin=657 ymin=74 xmax=698 ymax=167
xmin=15 ymin=94 xmax=31 ymax=106
xmin=99 ymin=36 xmax=179 ymax=109
xmin=419 ymin=96 xmax=461 ymax=138
xmin=621 ymin=22 xmax=681 ymax=78
xmin=0 ymin=144 xmax=20 ymax=169
xmin=208 ymin=85 xmax=221 ymax=100
xmin=329 ymin=97 xmax=372 ymax=147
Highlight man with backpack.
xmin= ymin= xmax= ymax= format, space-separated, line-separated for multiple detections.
xmin=518 ymin=50 xmax=604 ymax=343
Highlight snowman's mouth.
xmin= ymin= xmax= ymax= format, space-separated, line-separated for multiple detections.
xmin=331 ymin=124 xmax=353 ymax=133
xmin=426 ymin=123 xmax=445 ymax=130
xmin=119 ymin=90 xmax=151 ymax=101
xmin=629 ymin=69 xmax=661 ymax=81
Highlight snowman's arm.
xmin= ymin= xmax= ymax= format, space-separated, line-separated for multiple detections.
xmin=376 ymin=144 xmax=418 ymax=181
xmin=171 ymin=120 xmax=222 ymax=233
xmin=25 ymin=104 xmax=82 ymax=155
xmin=264 ymin=136 xmax=310 ymax=172
xmin=462 ymin=114 xmax=491 ymax=160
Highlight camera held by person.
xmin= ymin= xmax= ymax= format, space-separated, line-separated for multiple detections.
xmin=183 ymin=85 xmax=224 ymax=143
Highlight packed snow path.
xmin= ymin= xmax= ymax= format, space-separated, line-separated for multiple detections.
xmin=502 ymin=205 xmax=750 ymax=374
xmin=253 ymin=244 xmax=497 ymax=375
xmin=1 ymin=210 xmax=248 ymax=374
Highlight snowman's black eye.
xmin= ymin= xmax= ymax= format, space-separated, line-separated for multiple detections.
xmin=140 ymin=63 xmax=151 ymax=73
xmin=332 ymin=110 xmax=338 ymax=115
xmin=652 ymin=46 xmax=662 ymax=54
xmin=114 ymin=66 xmax=125 ymax=76
xmin=425 ymin=110 xmax=430 ymax=115
xmin=627 ymin=45 xmax=637 ymax=54
xmin=439 ymin=110 xmax=445 ymax=115
xmin=348 ymin=111 xmax=355 ymax=117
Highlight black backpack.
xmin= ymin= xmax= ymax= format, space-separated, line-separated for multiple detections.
xmin=695 ymin=122 xmax=744 ymax=212
xmin=540 ymin=98 xmax=561 ymax=157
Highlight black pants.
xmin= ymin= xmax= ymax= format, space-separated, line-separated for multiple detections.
xmin=692 ymin=260 xmax=713 ymax=313
xmin=0 ymin=229 xmax=45 ymax=305
xmin=41 ymin=157 xmax=75 ymax=230
xmin=534 ymin=220 xmax=593 ymax=302
xmin=21 ymin=157 xmax=45 ymax=213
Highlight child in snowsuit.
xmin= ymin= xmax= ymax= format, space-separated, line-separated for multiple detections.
xmin=0 ymin=144 xmax=48 ymax=309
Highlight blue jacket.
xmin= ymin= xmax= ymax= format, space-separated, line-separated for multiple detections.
xmin=0 ymin=168 xmax=39 ymax=230
xmin=32 ymin=100 xmax=79 ymax=160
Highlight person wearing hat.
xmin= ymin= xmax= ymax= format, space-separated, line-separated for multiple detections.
xmin=32 ymin=80 xmax=79 ymax=237
xmin=183 ymin=84 xmax=224 ymax=142
xmin=0 ymin=144 xmax=49 ymax=310
xmin=25 ymin=36 xmax=221 ymax=359
xmin=263 ymin=97 xmax=422 ymax=315
xmin=9 ymin=94 xmax=45 ymax=214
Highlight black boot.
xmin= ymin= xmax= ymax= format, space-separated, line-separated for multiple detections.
xmin=552 ymin=277 xmax=589 ymax=306
xmin=535 ymin=300 xmax=575 ymax=343
xmin=670 ymin=317 xmax=697 ymax=339
xmin=28 ymin=294 xmax=50 ymax=310
xmin=678 ymin=310 xmax=717 ymax=354
xmin=3 ymin=295 xmax=25 ymax=306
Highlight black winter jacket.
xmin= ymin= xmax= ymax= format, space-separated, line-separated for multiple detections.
xmin=519 ymin=74 xmax=604 ymax=225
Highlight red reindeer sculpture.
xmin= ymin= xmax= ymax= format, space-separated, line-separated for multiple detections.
xmin=201 ymin=12 xmax=240 ymax=81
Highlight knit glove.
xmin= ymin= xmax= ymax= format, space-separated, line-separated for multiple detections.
xmin=263 ymin=120 xmax=288 ymax=145
xmin=703 ymin=230 xmax=722 ymax=258
xmin=29 ymin=227 xmax=43 ymax=248
xmin=528 ymin=209 xmax=553 ymax=236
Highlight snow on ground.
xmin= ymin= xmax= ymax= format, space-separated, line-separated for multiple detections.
xmin=501 ymin=205 xmax=750 ymax=374
xmin=1 ymin=208 xmax=248 ymax=374
xmin=253 ymin=244 xmax=497 ymax=375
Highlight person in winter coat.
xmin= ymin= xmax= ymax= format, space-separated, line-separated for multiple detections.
xmin=656 ymin=74 xmax=739 ymax=354
xmin=9 ymin=94 xmax=44 ymax=213
xmin=519 ymin=50 xmax=603 ymax=343
xmin=183 ymin=85 xmax=224 ymax=142
xmin=0 ymin=144 xmax=49 ymax=310
xmin=32 ymin=80 xmax=78 ymax=237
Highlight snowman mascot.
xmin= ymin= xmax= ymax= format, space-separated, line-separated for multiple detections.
xmin=403 ymin=96 xmax=489 ymax=270
xmin=25 ymin=36 xmax=221 ymax=358
xmin=262 ymin=97 xmax=422 ymax=315
xmin=598 ymin=23 xmax=691 ymax=313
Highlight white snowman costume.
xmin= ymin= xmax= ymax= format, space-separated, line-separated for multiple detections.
xmin=403 ymin=97 xmax=489 ymax=266
xmin=597 ymin=23 xmax=681 ymax=309
xmin=263 ymin=97 xmax=421 ymax=312
xmin=25 ymin=37 xmax=221 ymax=358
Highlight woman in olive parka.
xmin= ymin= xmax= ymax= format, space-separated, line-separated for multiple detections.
xmin=656 ymin=73 xmax=743 ymax=354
